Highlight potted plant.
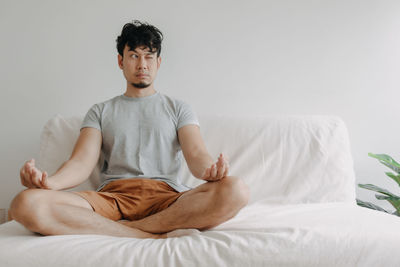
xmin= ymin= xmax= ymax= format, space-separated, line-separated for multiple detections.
xmin=356 ymin=153 xmax=400 ymax=216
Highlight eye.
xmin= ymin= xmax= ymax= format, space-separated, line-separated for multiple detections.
xmin=131 ymin=54 xmax=138 ymax=58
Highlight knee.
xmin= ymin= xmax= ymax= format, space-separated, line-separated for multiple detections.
xmin=9 ymin=189 xmax=49 ymax=231
xmin=214 ymin=176 xmax=250 ymax=213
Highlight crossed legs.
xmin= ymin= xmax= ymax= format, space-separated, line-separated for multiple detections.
xmin=9 ymin=176 xmax=249 ymax=238
xmin=9 ymin=187 xmax=160 ymax=238
xmin=121 ymin=176 xmax=250 ymax=233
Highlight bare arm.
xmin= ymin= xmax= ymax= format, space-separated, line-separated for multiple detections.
xmin=48 ymin=127 xmax=102 ymax=190
xmin=20 ymin=127 xmax=102 ymax=190
xmin=178 ymin=125 xmax=229 ymax=181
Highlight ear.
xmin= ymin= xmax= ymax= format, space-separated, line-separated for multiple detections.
xmin=157 ymin=56 xmax=162 ymax=69
xmin=118 ymin=54 xmax=123 ymax=69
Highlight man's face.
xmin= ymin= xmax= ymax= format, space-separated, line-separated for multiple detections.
xmin=118 ymin=45 xmax=161 ymax=89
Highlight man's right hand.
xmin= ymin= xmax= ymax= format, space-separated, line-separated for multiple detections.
xmin=20 ymin=159 xmax=53 ymax=189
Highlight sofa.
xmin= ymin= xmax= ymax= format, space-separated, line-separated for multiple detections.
xmin=1 ymin=114 xmax=400 ymax=267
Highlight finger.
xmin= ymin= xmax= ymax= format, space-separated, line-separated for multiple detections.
xmin=220 ymin=153 xmax=227 ymax=161
xmin=20 ymin=168 xmax=28 ymax=187
xmin=29 ymin=159 xmax=35 ymax=167
xmin=30 ymin=168 xmax=41 ymax=188
xmin=29 ymin=160 xmax=36 ymax=172
xmin=27 ymin=159 xmax=35 ymax=169
xmin=41 ymin=172 xmax=48 ymax=189
xmin=22 ymin=171 xmax=34 ymax=188
xmin=206 ymin=167 xmax=211 ymax=177
xmin=220 ymin=155 xmax=229 ymax=173
xmin=24 ymin=164 xmax=33 ymax=185
xmin=31 ymin=168 xmax=40 ymax=188
xmin=201 ymin=167 xmax=210 ymax=179
xmin=39 ymin=171 xmax=45 ymax=187
xmin=24 ymin=162 xmax=30 ymax=175
xmin=215 ymin=158 xmax=224 ymax=178
xmin=21 ymin=161 xmax=36 ymax=188
xmin=204 ymin=167 xmax=211 ymax=179
xmin=21 ymin=165 xmax=33 ymax=188
xmin=217 ymin=163 xmax=226 ymax=179
xmin=219 ymin=154 xmax=229 ymax=168
xmin=210 ymin=164 xmax=217 ymax=178
xmin=28 ymin=167 xmax=39 ymax=188
xmin=20 ymin=166 xmax=25 ymax=180
xmin=34 ymin=169 xmax=44 ymax=188
xmin=217 ymin=155 xmax=224 ymax=167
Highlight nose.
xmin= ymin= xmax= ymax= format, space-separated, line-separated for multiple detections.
xmin=137 ymin=56 xmax=148 ymax=70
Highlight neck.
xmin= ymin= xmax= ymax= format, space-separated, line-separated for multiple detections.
xmin=124 ymin=84 xmax=156 ymax=98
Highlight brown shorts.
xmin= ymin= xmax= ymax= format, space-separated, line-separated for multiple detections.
xmin=74 ymin=178 xmax=186 ymax=221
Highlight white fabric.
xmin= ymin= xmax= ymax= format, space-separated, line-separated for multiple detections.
xmin=2 ymin=114 xmax=397 ymax=266
xmin=1 ymin=203 xmax=400 ymax=266
xmin=37 ymin=114 xmax=356 ymax=203
xmin=181 ymin=115 xmax=356 ymax=203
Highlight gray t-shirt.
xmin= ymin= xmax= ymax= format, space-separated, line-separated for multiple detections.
xmin=80 ymin=91 xmax=199 ymax=192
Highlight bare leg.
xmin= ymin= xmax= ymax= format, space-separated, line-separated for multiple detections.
xmin=121 ymin=176 xmax=250 ymax=234
xmin=9 ymin=189 xmax=165 ymax=239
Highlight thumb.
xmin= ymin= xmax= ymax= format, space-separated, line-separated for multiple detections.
xmin=40 ymin=171 xmax=49 ymax=189
xmin=202 ymin=167 xmax=211 ymax=180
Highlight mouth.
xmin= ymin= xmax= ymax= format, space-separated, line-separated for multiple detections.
xmin=136 ymin=73 xmax=149 ymax=78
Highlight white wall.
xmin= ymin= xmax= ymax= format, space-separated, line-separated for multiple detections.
xmin=1 ymin=0 xmax=399 ymax=212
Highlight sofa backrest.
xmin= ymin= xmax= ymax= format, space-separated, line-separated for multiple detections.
xmin=38 ymin=114 xmax=356 ymax=204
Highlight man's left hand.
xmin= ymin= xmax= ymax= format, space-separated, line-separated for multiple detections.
xmin=201 ymin=153 xmax=229 ymax=182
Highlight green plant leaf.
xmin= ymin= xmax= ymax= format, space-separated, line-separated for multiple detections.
xmin=356 ymin=198 xmax=390 ymax=213
xmin=385 ymin=172 xmax=400 ymax=187
xmin=368 ymin=153 xmax=400 ymax=174
xmin=358 ymin=183 xmax=400 ymax=198
xmin=375 ymin=194 xmax=400 ymax=214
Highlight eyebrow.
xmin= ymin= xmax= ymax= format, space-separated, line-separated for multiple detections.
xmin=130 ymin=50 xmax=156 ymax=55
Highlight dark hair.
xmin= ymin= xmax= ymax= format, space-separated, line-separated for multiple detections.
xmin=116 ymin=20 xmax=163 ymax=57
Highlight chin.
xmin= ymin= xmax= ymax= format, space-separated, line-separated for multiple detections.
xmin=131 ymin=82 xmax=150 ymax=89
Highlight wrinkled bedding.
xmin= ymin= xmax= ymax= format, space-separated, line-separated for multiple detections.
xmin=1 ymin=202 xmax=400 ymax=267
xmin=1 ymin=114 xmax=398 ymax=266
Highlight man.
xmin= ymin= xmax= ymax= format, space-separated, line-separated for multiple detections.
xmin=9 ymin=20 xmax=250 ymax=239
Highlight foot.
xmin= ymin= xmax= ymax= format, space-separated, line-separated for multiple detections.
xmin=117 ymin=220 xmax=201 ymax=238
xmin=166 ymin=228 xmax=201 ymax=238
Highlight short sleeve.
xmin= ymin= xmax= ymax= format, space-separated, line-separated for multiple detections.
xmin=81 ymin=104 xmax=102 ymax=131
xmin=176 ymin=101 xmax=200 ymax=130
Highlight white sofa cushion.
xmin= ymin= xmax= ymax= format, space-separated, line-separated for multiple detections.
xmin=38 ymin=114 xmax=356 ymax=204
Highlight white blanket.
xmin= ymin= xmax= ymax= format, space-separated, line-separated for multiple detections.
xmin=1 ymin=202 xmax=400 ymax=266
xmin=1 ymin=114 xmax=397 ymax=266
